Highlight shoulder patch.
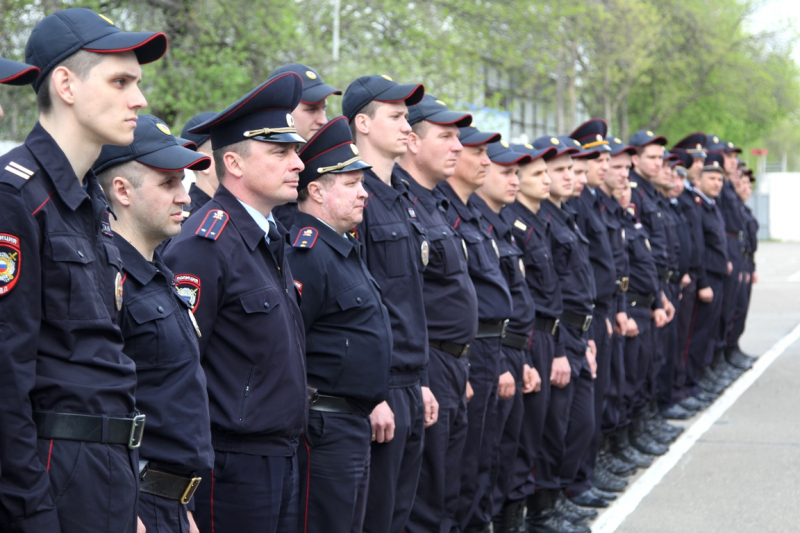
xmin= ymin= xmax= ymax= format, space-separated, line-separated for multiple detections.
xmin=195 ymin=209 xmax=229 ymax=240
xmin=293 ymin=227 xmax=319 ymax=248
xmin=0 ymin=233 xmax=21 ymax=296
xmin=1 ymin=158 xmax=37 ymax=190
xmin=174 ymin=274 xmax=201 ymax=312
xmin=514 ymin=219 xmax=527 ymax=231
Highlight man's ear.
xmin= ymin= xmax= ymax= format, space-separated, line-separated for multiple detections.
xmin=223 ymin=151 xmax=245 ymax=179
xmin=407 ymin=132 xmax=421 ymax=155
xmin=354 ymin=113 xmax=370 ymax=137
xmin=306 ymin=180 xmax=325 ymax=205
xmin=112 ymin=175 xmax=133 ymax=207
xmin=50 ymin=66 xmax=77 ymax=107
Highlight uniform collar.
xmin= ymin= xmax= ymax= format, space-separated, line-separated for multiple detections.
xmin=630 ymin=168 xmax=658 ymax=198
xmin=293 ymin=211 xmax=355 ymax=257
xmin=693 ymin=187 xmax=714 ymax=205
xmin=580 ymin=186 xmax=599 ymax=206
xmin=436 ymin=180 xmax=480 ymax=222
xmin=470 ymin=193 xmax=510 ymax=238
xmin=189 ymin=182 xmax=212 ymax=204
xmin=395 ymin=164 xmax=442 ymax=213
xmin=113 ymin=232 xmax=160 ymax=286
xmin=595 ymin=187 xmax=618 ymax=212
xmin=237 ymin=198 xmax=277 ymax=240
xmin=213 ymin=185 xmax=282 ymax=251
xmin=25 ymin=122 xmax=92 ymax=211
xmin=540 ymin=198 xmax=571 ymax=225
xmin=364 ymin=167 xmax=405 ymax=207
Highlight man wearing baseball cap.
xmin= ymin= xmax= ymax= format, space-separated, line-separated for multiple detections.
xmin=180 ymin=111 xmax=219 ymax=218
xmin=93 ymin=115 xmax=213 ymax=533
xmin=0 ymin=8 xmax=166 ymax=531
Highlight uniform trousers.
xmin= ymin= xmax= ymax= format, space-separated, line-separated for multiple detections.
xmin=138 ymin=492 xmax=190 ymax=533
xmin=731 ymin=265 xmax=755 ymax=350
xmin=193 ymin=451 xmax=299 ymax=533
xmin=407 ymin=345 xmax=469 ymax=533
xmin=716 ymin=246 xmax=742 ymax=354
xmin=456 ymin=337 xmax=502 ymax=529
xmin=507 ymin=328 xmax=554 ymax=501
xmin=363 ymin=375 xmax=425 ymax=533
xmin=685 ymin=274 xmax=725 ymax=375
xmin=624 ymin=305 xmax=655 ymax=419
xmin=673 ymin=278 xmax=701 ymax=401
xmin=34 ymin=438 xmax=139 ymax=533
xmin=656 ymin=283 xmax=680 ymax=409
xmin=602 ymin=332 xmax=627 ymax=431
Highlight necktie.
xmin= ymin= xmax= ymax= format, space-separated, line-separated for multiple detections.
xmin=267 ymin=220 xmax=284 ymax=266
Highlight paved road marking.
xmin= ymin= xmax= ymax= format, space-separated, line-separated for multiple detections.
xmin=593 ymin=321 xmax=800 ymax=533
xmin=787 ymin=270 xmax=800 ymax=282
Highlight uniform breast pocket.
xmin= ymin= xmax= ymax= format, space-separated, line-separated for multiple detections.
xmin=369 ymin=223 xmax=411 ymax=278
xmin=44 ymin=235 xmax=107 ymax=320
xmin=551 ymin=232 xmax=575 ymax=272
xmin=239 ymin=287 xmax=282 ymax=316
xmin=527 ymin=246 xmax=555 ymax=287
xmin=461 ymin=232 xmax=489 ymax=272
xmin=436 ymin=233 xmax=467 ymax=276
xmin=126 ymin=295 xmax=183 ymax=366
xmin=335 ymin=284 xmax=369 ymax=312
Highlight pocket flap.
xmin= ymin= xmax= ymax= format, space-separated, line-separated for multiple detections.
xmin=127 ymin=294 xmax=178 ymax=324
xmin=369 ymin=223 xmax=408 ymax=242
xmin=240 ymin=288 xmax=281 ymax=314
xmin=49 ymin=235 xmax=95 ymax=263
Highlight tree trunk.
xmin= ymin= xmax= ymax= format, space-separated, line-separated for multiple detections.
xmin=556 ymin=48 xmax=565 ymax=134
xmin=619 ymin=98 xmax=629 ymax=142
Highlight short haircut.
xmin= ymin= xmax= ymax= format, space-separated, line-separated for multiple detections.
xmin=213 ymin=139 xmax=251 ymax=180
xmin=410 ymin=120 xmax=430 ymax=139
xmin=37 ymin=50 xmax=106 ymax=114
xmin=349 ymin=100 xmax=381 ymax=142
xmin=96 ymin=160 xmax=146 ymax=208
xmin=297 ymin=173 xmax=336 ymax=203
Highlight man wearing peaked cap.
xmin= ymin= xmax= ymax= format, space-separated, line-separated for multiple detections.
xmin=0 ymin=9 xmax=166 ymax=532
xmin=162 ymin=74 xmax=309 ymax=533
xmin=394 ymin=100 xmax=477 ymax=533
xmin=181 ymin=111 xmax=220 ymax=218
xmin=270 ymin=63 xmax=342 ymax=141
xmin=439 ymin=125 xmax=513 ymax=533
xmin=92 ymin=115 xmax=213 ymax=533
xmin=671 ymin=133 xmax=707 ymax=186
xmin=0 ymin=58 xmax=39 ymax=119
xmin=342 ymin=77 xmax=433 ymax=533
xmin=285 ymin=116 xmax=392 ymax=533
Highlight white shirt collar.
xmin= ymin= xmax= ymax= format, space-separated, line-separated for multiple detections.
xmin=237 ymin=200 xmax=276 ymax=241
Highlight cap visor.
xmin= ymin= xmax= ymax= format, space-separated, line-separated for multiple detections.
xmin=84 ymin=31 xmax=167 ymax=65
xmin=137 ymin=145 xmax=211 ymax=172
xmin=176 ymin=137 xmax=198 ymax=151
xmin=330 ymin=159 xmax=373 ymax=174
xmin=375 ymin=83 xmax=425 ymax=106
xmin=301 ymin=83 xmax=342 ymax=104
xmin=0 ymin=60 xmax=39 ymax=85
xmin=250 ymin=132 xmax=307 ymax=144
xmin=461 ymin=131 xmax=502 ymax=146
xmin=426 ymin=110 xmax=472 ymax=128
xmin=554 ymin=147 xmax=581 ymax=158
xmin=490 ymin=152 xmax=531 ymax=165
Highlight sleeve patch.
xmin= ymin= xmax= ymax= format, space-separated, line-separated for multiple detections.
xmin=293 ymin=227 xmax=318 ymax=248
xmin=195 ymin=209 xmax=229 ymax=240
xmin=0 ymin=233 xmax=21 ymax=296
xmin=174 ymin=273 xmax=201 ymax=312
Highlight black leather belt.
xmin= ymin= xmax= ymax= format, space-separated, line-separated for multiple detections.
xmin=33 ymin=411 xmax=145 ymax=449
xmin=429 ymin=340 xmax=470 ymax=358
xmin=308 ymin=392 xmax=361 ymax=414
xmin=656 ymin=267 xmax=673 ymax=283
xmin=560 ymin=311 xmax=593 ymax=332
xmin=533 ymin=315 xmax=559 ymax=336
xmin=726 ymin=231 xmax=744 ymax=241
xmin=502 ymin=332 xmax=529 ymax=349
xmin=475 ymin=319 xmax=509 ymax=339
xmin=615 ymin=277 xmax=630 ymax=293
xmin=627 ymin=292 xmax=656 ymax=308
xmin=139 ymin=461 xmax=201 ymax=504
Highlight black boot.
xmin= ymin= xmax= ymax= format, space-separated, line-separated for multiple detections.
xmin=526 ymin=490 xmax=589 ymax=533
xmin=464 ymin=523 xmax=491 ymax=533
xmin=590 ymin=462 xmax=627 ymax=492
xmin=493 ymin=498 xmax=526 ymax=533
xmin=611 ymin=425 xmax=653 ymax=468
xmin=710 ymin=350 xmax=738 ymax=383
xmin=555 ymin=492 xmax=596 ymax=525
xmin=630 ymin=415 xmax=668 ymax=456
xmin=725 ymin=346 xmax=753 ymax=370
xmin=598 ymin=434 xmax=636 ymax=476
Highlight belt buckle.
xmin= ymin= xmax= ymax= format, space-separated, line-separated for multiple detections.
xmin=582 ymin=315 xmax=593 ymax=332
xmin=180 ymin=477 xmax=203 ymax=505
xmin=500 ymin=319 xmax=509 ymax=338
xmin=620 ymin=277 xmax=629 ymax=292
xmin=550 ymin=318 xmax=559 ymax=336
xmin=128 ymin=414 xmax=146 ymax=449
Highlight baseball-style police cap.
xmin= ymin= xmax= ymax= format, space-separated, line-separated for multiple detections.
xmin=487 ymin=141 xmax=532 ymax=165
xmin=510 ymin=142 xmax=557 ymax=162
xmin=188 ymin=73 xmax=306 ymax=150
xmin=298 ymin=116 xmax=371 ymax=189
xmin=558 ymin=135 xmax=594 ymax=159
xmin=180 ymin=111 xmax=216 ymax=148
xmin=342 ymin=75 xmax=425 ymax=122
xmin=629 ymin=129 xmax=668 ymax=148
xmin=0 ymin=58 xmax=40 ymax=85
xmin=606 ymin=136 xmax=637 ymax=156
xmin=93 ymin=114 xmax=211 ymax=174
xmin=25 ymin=8 xmax=167 ymax=93
xmin=570 ymin=119 xmax=611 ymax=155
xmin=407 ymin=94 xmax=472 ymax=127
xmin=176 ymin=137 xmax=197 ymax=150
xmin=269 ymin=63 xmax=341 ymax=105
xmin=706 ymin=134 xmax=742 ymax=154
xmin=673 ymin=149 xmax=694 ymax=170
xmin=532 ymin=135 xmax=580 ymax=160
xmin=702 ymin=152 xmax=725 ymax=173
xmin=663 ymin=150 xmax=680 ymax=164
xmin=458 ymin=124 xmax=501 ymax=146
xmin=672 ymin=132 xmax=707 ymax=156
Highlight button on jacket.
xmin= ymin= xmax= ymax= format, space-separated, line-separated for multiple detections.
xmin=287 ymin=212 xmax=393 ymax=415
xmin=0 ymin=123 xmax=135 ymax=528
xmin=115 ymin=236 xmax=214 ymax=473
xmin=163 ymin=185 xmax=307 ymax=457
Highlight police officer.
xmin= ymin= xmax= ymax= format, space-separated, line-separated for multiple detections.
xmin=271 ymin=63 xmax=342 ymax=228
xmin=730 ymin=169 xmax=759 ymax=367
xmin=285 ymin=116 xmax=392 ymax=533
xmin=342 ymin=77 xmax=436 ymax=533
xmin=0 ymin=9 xmax=166 ymax=531
xmin=438 ymin=125 xmax=513 ymax=533
xmin=93 ymin=115 xmax=214 ymax=533
xmin=671 ymin=133 xmax=707 ymax=187
xmin=395 ymin=106 xmax=478 ymax=533
xmin=181 ymin=111 xmax=219 ymax=218
xmin=163 ymin=73 xmax=308 ymax=533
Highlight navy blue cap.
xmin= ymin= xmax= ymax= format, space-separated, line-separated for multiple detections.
xmin=570 ymin=119 xmax=611 ymax=155
xmin=176 ymin=137 xmax=197 ymax=151
xmin=93 ymin=114 xmax=211 ymax=174
xmin=269 ymin=63 xmax=341 ymax=104
xmin=342 ymin=75 xmax=424 ymax=122
xmin=510 ymin=142 xmax=557 ymax=162
xmin=702 ymin=152 xmax=725 ymax=173
xmin=0 ymin=58 xmax=39 ymax=85
xmin=25 ymin=8 xmax=167 ymax=93
xmin=706 ymin=134 xmax=742 ymax=154
xmin=606 ymin=136 xmax=637 ymax=156
xmin=407 ymin=94 xmax=472 ymax=127
xmin=663 ymin=150 xmax=679 ymax=163
xmin=557 ymin=135 xmax=595 ymax=159
xmin=487 ymin=141 xmax=532 ymax=165
xmin=188 ymin=73 xmax=306 ymax=150
xmin=180 ymin=111 xmax=216 ymax=148
xmin=297 ymin=116 xmax=371 ymax=189
xmin=673 ymin=150 xmax=694 ymax=169
xmin=457 ymin=124 xmax=501 ymax=146
xmin=672 ymin=132 xmax=707 ymax=155
xmin=532 ymin=135 xmax=579 ymax=159
xmin=629 ymin=129 xmax=668 ymax=148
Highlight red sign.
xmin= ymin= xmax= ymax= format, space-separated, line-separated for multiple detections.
xmin=751 ymin=148 xmax=768 ymax=156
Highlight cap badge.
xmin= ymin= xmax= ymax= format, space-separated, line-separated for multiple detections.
xmin=381 ymin=75 xmax=393 ymax=81
xmin=727 ymin=142 xmax=734 ymax=148
xmin=435 ymin=99 xmax=446 ymax=106
xmin=524 ymin=143 xmax=533 ymax=149
xmin=646 ymin=131 xmax=654 ymax=136
xmin=305 ymin=70 xmax=317 ymax=80
xmin=501 ymin=140 xmax=509 ymax=148
xmin=98 ymin=13 xmax=115 ymax=25
xmin=713 ymin=161 xmax=720 ymax=167
xmin=286 ymin=114 xmax=295 ymax=127
xmin=615 ymin=138 xmax=621 ymax=143
xmin=550 ymin=138 xmax=560 ymax=145
xmin=573 ymin=140 xmax=580 ymax=146
xmin=713 ymin=136 xmax=719 ymax=143
xmin=350 ymin=144 xmax=359 ymax=155
xmin=596 ymin=134 xmax=603 ymax=141
xmin=156 ymin=123 xmax=171 ymax=135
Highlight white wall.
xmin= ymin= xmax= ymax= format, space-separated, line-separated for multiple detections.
xmin=766 ymin=172 xmax=800 ymax=242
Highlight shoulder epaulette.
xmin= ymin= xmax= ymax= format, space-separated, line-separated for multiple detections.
xmin=0 ymin=158 xmax=37 ymax=190
xmin=513 ymin=219 xmax=527 ymax=232
xmin=194 ymin=209 xmax=229 ymax=241
xmin=293 ymin=227 xmax=319 ymax=248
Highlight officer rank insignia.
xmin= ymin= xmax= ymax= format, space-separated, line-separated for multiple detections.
xmin=0 ymin=233 xmax=21 ymax=296
xmin=293 ymin=227 xmax=318 ymax=248
xmin=195 ymin=209 xmax=229 ymax=241
xmin=421 ymin=240 xmax=429 ymax=266
xmin=3 ymin=161 xmax=33 ymax=180
xmin=114 ymin=272 xmax=124 ymax=311
xmin=514 ymin=220 xmax=527 ymax=232
xmin=174 ymin=274 xmax=201 ymax=312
